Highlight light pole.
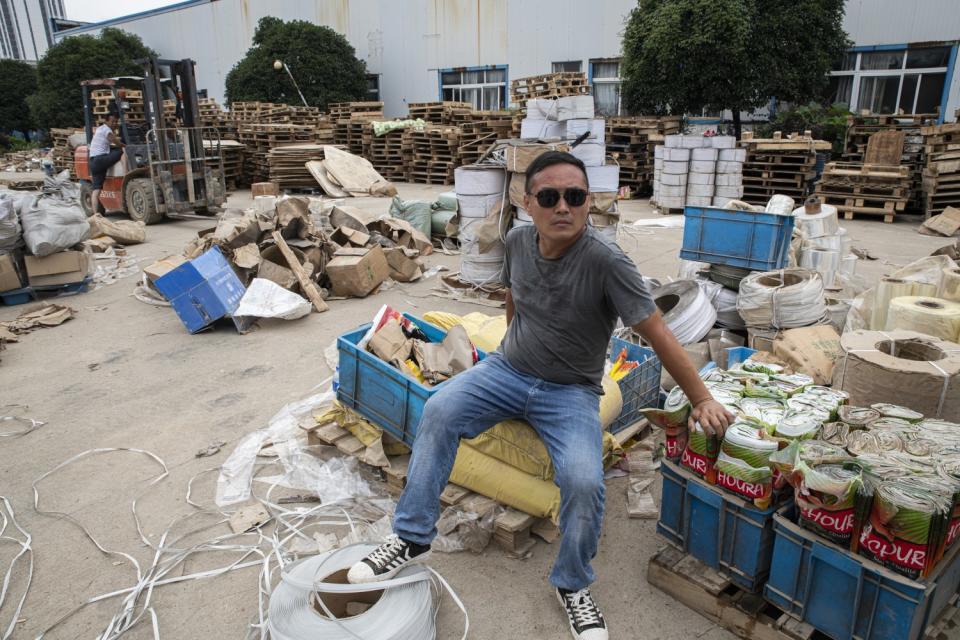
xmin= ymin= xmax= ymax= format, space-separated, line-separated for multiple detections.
xmin=274 ymin=59 xmax=308 ymax=107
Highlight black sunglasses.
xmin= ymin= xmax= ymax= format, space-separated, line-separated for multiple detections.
xmin=532 ymin=187 xmax=589 ymax=208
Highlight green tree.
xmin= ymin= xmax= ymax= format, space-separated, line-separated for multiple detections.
xmin=27 ymin=28 xmax=156 ymax=130
xmin=0 ymin=59 xmax=37 ymax=134
xmin=621 ymin=0 xmax=851 ymax=137
xmin=225 ymin=17 xmax=368 ymax=109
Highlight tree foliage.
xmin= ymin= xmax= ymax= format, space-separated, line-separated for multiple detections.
xmin=28 ymin=28 xmax=157 ymax=130
xmin=621 ymin=0 xmax=851 ymax=134
xmin=756 ymin=102 xmax=851 ymax=154
xmin=0 ymin=59 xmax=37 ymax=133
xmin=225 ymin=17 xmax=368 ymax=109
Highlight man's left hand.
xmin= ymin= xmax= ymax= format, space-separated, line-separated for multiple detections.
xmin=689 ymin=399 xmax=735 ymax=438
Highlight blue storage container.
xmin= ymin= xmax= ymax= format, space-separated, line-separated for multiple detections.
xmin=657 ymin=459 xmax=780 ymax=592
xmin=764 ymin=504 xmax=960 ymax=640
xmin=725 ymin=346 xmax=757 ymax=368
xmin=608 ymin=337 xmax=661 ymax=433
xmin=0 ymin=286 xmax=33 ymax=305
xmin=154 ymin=246 xmax=246 ymax=334
xmin=336 ymin=315 xmax=487 ymax=446
xmin=680 ymin=205 xmax=795 ymax=271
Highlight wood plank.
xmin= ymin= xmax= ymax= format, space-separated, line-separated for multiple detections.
xmin=270 ymin=231 xmax=329 ymax=313
xmin=864 ymin=130 xmax=906 ymax=165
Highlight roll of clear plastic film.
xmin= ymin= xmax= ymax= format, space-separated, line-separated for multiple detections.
xmin=871 ymin=278 xmax=938 ymax=331
xmin=941 ymin=267 xmax=960 ymax=303
xmin=885 ymin=296 xmax=960 ymax=342
xmin=792 ymin=204 xmax=840 ymax=239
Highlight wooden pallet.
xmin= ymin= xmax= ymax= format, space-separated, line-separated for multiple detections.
xmin=649 ymin=546 xmax=960 ymax=640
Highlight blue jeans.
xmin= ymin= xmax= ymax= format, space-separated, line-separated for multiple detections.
xmin=393 ymin=352 xmax=604 ymax=591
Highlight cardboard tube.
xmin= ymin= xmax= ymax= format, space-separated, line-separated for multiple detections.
xmin=885 ymin=296 xmax=960 ymax=342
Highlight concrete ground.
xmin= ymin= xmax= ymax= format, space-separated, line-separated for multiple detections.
xmin=0 ymin=184 xmax=953 ymax=640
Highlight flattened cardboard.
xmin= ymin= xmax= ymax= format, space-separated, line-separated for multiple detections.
xmin=921 ymin=207 xmax=960 ymax=237
xmin=326 ymin=245 xmax=390 ymax=297
xmin=331 ymin=226 xmax=371 ymax=247
xmin=330 ymin=205 xmax=379 ymax=233
xmin=384 ymin=247 xmax=422 ymax=282
xmin=504 ymin=142 xmax=570 ymax=173
xmin=257 ymin=256 xmax=297 ymax=290
xmin=0 ymin=253 xmax=22 ymax=292
xmin=251 ymin=182 xmax=279 ymax=197
xmin=143 ymin=255 xmax=188 ymax=283
xmin=24 ymin=251 xmax=90 ymax=287
xmin=368 ymin=317 xmax=412 ymax=363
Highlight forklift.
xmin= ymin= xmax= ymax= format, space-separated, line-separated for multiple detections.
xmin=75 ymin=57 xmax=226 ymax=224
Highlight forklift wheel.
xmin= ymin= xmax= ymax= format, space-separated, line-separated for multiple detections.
xmin=125 ymin=178 xmax=163 ymax=225
xmin=79 ymin=182 xmax=95 ymax=217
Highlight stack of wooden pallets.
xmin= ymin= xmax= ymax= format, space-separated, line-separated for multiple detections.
xmin=237 ymin=123 xmax=315 ymax=183
xmin=268 ymin=143 xmax=343 ymax=190
xmin=843 ymin=112 xmax=936 ymax=213
xmin=329 ymin=101 xmax=384 ymax=152
xmin=50 ymin=128 xmax=82 ymax=178
xmin=457 ymin=111 xmax=514 ymax=165
xmin=605 ymin=115 xmax=682 ymax=196
xmin=509 ymin=72 xmax=590 ymax=110
xmin=921 ymin=122 xmax=960 ymax=218
xmin=815 ymin=162 xmax=911 ymax=223
xmin=362 ymin=124 xmax=408 ymax=181
xmin=407 ymin=101 xmax=474 ymax=125
xmin=738 ymin=133 xmax=829 ymax=205
xmin=407 ymin=125 xmax=461 ymax=184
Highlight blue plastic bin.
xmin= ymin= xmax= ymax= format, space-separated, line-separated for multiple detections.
xmin=154 ymin=246 xmax=246 ymax=334
xmin=725 ymin=346 xmax=758 ymax=368
xmin=680 ymin=206 xmax=795 ymax=271
xmin=657 ymin=459 xmax=781 ymax=592
xmin=608 ymin=337 xmax=661 ymax=433
xmin=764 ymin=504 xmax=960 ymax=640
xmin=336 ymin=315 xmax=487 ymax=446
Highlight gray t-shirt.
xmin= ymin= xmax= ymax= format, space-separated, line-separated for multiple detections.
xmin=499 ymin=225 xmax=655 ymax=391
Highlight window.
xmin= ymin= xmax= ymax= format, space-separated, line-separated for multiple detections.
xmin=590 ymin=58 xmax=622 ymax=116
xmin=366 ymin=74 xmax=380 ymax=101
xmin=552 ymin=60 xmax=582 ymax=73
xmin=827 ymin=44 xmax=952 ymax=116
xmin=439 ymin=66 xmax=506 ymax=110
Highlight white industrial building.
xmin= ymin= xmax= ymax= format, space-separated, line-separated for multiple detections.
xmin=1 ymin=0 xmax=68 ymax=61
xmin=53 ymin=0 xmax=960 ymax=122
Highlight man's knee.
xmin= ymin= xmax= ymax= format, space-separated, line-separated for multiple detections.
xmin=556 ymin=463 xmax=604 ymax=500
xmin=415 ymin=392 xmax=463 ymax=441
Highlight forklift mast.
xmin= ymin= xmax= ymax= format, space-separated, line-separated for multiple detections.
xmin=139 ymin=58 xmax=202 ymax=161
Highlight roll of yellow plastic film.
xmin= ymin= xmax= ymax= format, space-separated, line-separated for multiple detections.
xmin=872 ymin=278 xmax=937 ymax=330
xmin=941 ymin=267 xmax=960 ymax=303
xmin=885 ymin=296 xmax=960 ymax=342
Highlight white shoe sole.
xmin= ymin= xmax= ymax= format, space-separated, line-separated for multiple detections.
xmin=348 ymin=549 xmax=433 ymax=584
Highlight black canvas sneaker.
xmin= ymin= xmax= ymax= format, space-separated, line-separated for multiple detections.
xmin=346 ymin=535 xmax=432 ymax=584
xmin=556 ymin=587 xmax=609 ymax=640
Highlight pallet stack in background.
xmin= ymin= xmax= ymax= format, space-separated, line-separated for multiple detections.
xmin=408 ymin=101 xmax=473 ymax=125
xmin=509 ymin=72 xmax=592 ymax=138
xmin=843 ymin=112 xmax=936 ymax=213
xmin=50 ymin=128 xmax=82 ymax=179
xmin=329 ymin=101 xmax=384 ymax=154
xmin=407 ymin=125 xmax=462 ymax=185
xmin=363 ymin=125 xmax=408 ymax=182
xmin=737 ymin=132 xmax=828 ymax=206
xmin=815 ymin=162 xmax=912 ymax=223
xmin=921 ymin=121 xmax=960 ymax=217
xmin=237 ymin=123 xmax=315 ymax=184
xmin=458 ymin=111 xmax=514 ymax=165
xmin=605 ymin=116 xmax=682 ymax=196
xmin=652 ymin=135 xmax=741 ymax=213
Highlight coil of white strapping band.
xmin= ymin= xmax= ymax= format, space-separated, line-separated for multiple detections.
xmin=0 ymin=497 xmax=32 ymax=640
xmin=652 ymin=280 xmax=717 ymax=345
xmin=267 ymin=544 xmax=467 ymax=640
xmin=737 ymin=268 xmax=826 ymax=329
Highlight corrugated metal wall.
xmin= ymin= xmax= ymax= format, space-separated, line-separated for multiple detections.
xmin=54 ymin=0 xmax=634 ymax=115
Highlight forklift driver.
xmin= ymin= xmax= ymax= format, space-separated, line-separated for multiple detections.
xmin=88 ymin=105 xmax=125 ymax=214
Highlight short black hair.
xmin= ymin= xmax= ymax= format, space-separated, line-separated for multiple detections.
xmin=107 ymin=102 xmax=120 ymax=118
xmin=524 ymin=150 xmax=590 ymax=193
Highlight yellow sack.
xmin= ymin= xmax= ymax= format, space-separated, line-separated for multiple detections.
xmin=422 ymin=311 xmax=507 ymax=352
xmin=451 ymin=431 xmax=623 ymax=522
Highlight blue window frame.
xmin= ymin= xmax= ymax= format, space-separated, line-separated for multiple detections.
xmin=437 ymin=65 xmax=508 ymax=110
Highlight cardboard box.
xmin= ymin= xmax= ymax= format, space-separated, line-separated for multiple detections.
xmin=251 ymin=182 xmax=279 ymax=197
xmin=153 ymin=246 xmax=246 ymax=333
xmin=0 ymin=253 xmax=22 ymax=292
xmin=326 ymin=246 xmax=390 ymax=298
xmin=384 ymin=248 xmax=422 ymax=282
xmin=504 ymin=142 xmax=570 ymax=173
xmin=24 ymin=251 xmax=90 ymax=287
xmin=143 ymin=255 xmax=188 ymax=283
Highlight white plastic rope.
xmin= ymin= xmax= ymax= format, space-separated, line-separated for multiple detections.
xmin=24 ymin=444 xmax=467 ymax=640
xmin=653 ymin=280 xmax=717 ymax=345
xmin=737 ymin=268 xmax=827 ymax=329
xmin=0 ymin=497 xmax=32 ymax=640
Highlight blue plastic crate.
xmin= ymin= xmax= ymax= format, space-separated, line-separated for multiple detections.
xmin=154 ymin=246 xmax=246 ymax=334
xmin=657 ymin=459 xmax=780 ymax=592
xmin=608 ymin=337 xmax=661 ymax=433
xmin=725 ymin=346 xmax=757 ymax=368
xmin=0 ymin=286 xmax=33 ymax=305
xmin=336 ymin=315 xmax=488 ymax=446
xmin=764 ymin=504 xmax=960 ymax=640
xmin=680 ymin=206 xmax=795 ymax=271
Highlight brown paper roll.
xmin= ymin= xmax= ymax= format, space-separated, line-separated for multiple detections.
xmin=832 ymin=330 xmax=960 ymax=421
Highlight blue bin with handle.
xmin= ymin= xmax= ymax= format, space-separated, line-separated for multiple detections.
xmin=680 ymin=205 xmax=795 ymax=270
xmin=764 ymin=504 xmax=960 ymax=640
